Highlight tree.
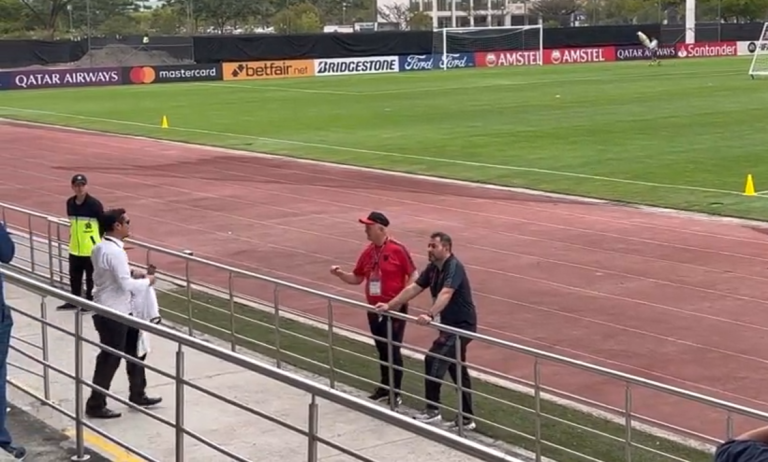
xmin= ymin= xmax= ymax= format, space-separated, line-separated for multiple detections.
xmin=66 ymin=0 xmax=138 ymax=33
xmin=409 ymin=10 xmax=431 ymax=29
xmin=377 ymin=3 xmax=410 ymax=26
xmin=714 ymin=0 xmax=768 ymax=22
xmin=377 ymin=3 xmax=431 ymax=30
xmin=147 ymin=5 xmax=184 ymax=34
xmin=17 ymin=0 xmax=73 ymax=38
xmin=272 ymin=2 xmax=323 ymax=34
xmin=193 ymin=0 xmax=239 ymax=32
xmin=530 ymin=0 xmax=579 ymax=26
xmin=0 ymin=0 xmax=28 ymax=34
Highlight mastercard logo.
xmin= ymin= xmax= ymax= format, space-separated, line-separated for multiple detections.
xmin=129 ymin=66 xmax=156 ymax=84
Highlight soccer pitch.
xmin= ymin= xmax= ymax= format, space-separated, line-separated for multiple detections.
xmin=1 ymin=56 xmax=765 ymax=220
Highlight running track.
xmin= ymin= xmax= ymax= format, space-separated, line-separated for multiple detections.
xmin=2 ymin=121 xmax=768 ymax=440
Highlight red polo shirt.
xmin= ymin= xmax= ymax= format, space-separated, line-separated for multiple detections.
xmin=353 ymin=238 xmax=416 ymax=305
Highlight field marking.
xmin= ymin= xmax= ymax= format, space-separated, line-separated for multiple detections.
xmin=194 ymin=82 xmax=360 ymax=95
xmin=0 ymin=105 xmax=759 ymax=201
xmin=192 ymin=68 xmax=744 ymax=97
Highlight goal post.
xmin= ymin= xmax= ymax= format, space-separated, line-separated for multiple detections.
xmin=748 ymin=22 xmax=768 ymax=79
xmin=433 ymin=24 xmax=544 ymax=70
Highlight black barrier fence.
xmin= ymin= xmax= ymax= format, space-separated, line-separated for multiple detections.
xmin=1 ymin=22 xmax=763 ymax=70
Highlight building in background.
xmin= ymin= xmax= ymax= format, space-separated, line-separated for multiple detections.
xmin=377 ymin=0 xmax=534 ymax=29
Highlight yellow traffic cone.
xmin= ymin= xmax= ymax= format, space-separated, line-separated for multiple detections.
xmin=744 ymin=174 xmax=756 ymax=196
xmin=161 ymin=115 xmax=169 ymax=129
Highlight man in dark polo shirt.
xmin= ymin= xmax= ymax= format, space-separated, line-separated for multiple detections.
xmin=375 ymin=231 xmax=477 ymax=430
xmin=330 ymin=212 xmax=418 ymax=407
xmin=716 ymin=425 xmax=768 ymax=462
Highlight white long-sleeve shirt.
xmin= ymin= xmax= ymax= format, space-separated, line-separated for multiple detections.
xmin=91 ymin=236 xmax=149 ymax=315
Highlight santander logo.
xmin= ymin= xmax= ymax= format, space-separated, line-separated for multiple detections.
xmin=676 ymin=42 xmax=737 ymax=58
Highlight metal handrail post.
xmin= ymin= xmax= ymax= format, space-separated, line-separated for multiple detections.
xmin=174 ymin=344 xmax=186 ymax=462
xmin=70 ymin=308 xmax=90 ymax=462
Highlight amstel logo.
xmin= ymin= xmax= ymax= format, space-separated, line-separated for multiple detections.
xmin=129 ymin=66 xmax=157 ymax=84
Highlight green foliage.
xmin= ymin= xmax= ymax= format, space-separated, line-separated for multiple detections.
xmin=0 ymin=0 xmax=28 ymax=34
xmin=272 ymin=2 xmax=323 ymax=34
xmin=67 ymin=0 xmax=137 ymax=32
xmin=147 ymin=6 xmax=183 ymax=34
xmin=408 ymin=10 xmax=431 ymax=30
xmin=581 ymin=0 xmax=768 ymax=24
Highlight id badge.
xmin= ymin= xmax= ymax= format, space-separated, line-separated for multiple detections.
xmin=369 ymin=278 xmax=382 ymax=296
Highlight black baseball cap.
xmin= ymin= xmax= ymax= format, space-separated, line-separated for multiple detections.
xmin=71 ymin=174 xmax=87 ymax=185
xmin=358 ymin=211 xmax=390 ymax=227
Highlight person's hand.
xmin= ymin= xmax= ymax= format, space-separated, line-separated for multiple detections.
xmin=147 ymin=275 xmax=156 ymax=286
xmin=147 ymin=264 xmax=157 ymax=276
xmin=374 ymin=302 xmax=390 ymax=313
xmin=416 ymin=314 xmax=432 ymax=325
xmin=330 ymin=265 xmax=343 ymax=277
xmin=131 ymin=269 xmax=146 ymax=279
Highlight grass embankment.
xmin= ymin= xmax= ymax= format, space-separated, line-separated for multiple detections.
xmin=156 ymin=288 xmax=710 ymax=462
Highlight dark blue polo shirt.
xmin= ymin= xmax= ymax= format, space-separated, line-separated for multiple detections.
xmin=716 ymin=440 xmax=768 ymax=462
xmin=415 ymin=254 xmax=477 ymax=331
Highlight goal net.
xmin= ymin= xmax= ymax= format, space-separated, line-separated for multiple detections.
xmin=748 ymin=22 xmax=768 ymax=79
xmin=433 ymin=25 xmax=543 ymax=70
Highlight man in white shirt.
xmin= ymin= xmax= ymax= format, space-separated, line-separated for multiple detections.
xmin=85 ymin=208 xmax=162 ymax=419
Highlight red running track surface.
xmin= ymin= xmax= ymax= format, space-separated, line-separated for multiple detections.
xmin=2 ymin=121 xmax=768 ymax=440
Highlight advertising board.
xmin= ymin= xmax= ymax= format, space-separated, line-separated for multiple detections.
xmin=543 ymin=47 xmax=616 ymax=65
xmin=615 ymin=45 xmax=677 ymax=61
xmin=737 ymin=40 xmax=766 ymax=56
xmin=3 ymin=67 xmax=122 ymax=90
xmin=398 ymin=53 xmax=475 ymax=71
xmin=124 ymin=64 xmax=222 ymax=84
xmin=0 ymin=73 xmax=10 ymax=90
xmin=675 ymin=42 xmax=737 ymax=58
xmin=222 ymin=60 xmax=314 ymax=80
xmin=475 ymin=50 xmax=541 ymax=67
xmin=315 ymin=56 xmax=399 ymax=76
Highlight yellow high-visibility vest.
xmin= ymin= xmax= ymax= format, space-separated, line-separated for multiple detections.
xmin=69 ymin=217 xmax=101 ymax=256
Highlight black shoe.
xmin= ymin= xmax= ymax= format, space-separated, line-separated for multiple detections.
xmin=57 ymin=302 xmax=77 ymax=311
xmin=1 ymin=444 xmax=27 ymax=460
xmin=367 ymin=388 xmax=389 ymax=402
xmin=85 ymin=407 xmax=122 ymax=419
xmin=130 ymin=395 xmax=162 ymax=407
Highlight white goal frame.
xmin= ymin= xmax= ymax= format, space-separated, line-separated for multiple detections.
xmin=748 ymin=21 xmax=768 ymax=79
xmin=436 ymin=24 xmax=544 ymax=70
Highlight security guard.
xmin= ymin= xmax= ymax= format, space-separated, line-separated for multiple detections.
xmin=58 ymin=174 xmax=104 ymax=311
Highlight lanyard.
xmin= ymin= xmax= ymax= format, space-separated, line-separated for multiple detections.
xmin=104 ymin=236 xmax=127 ymax=255
xmin=371 ymin=239 xmax=388 ymax=271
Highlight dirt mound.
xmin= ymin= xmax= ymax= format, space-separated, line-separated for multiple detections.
xmin=71 ymin=44 xmax=194 ymax=68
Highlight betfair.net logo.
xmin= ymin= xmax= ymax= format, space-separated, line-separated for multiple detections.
xmin=223 ymin=61 xmax=314 ymax=81
xmin=230 ymin=63 xmax=248 ymax=78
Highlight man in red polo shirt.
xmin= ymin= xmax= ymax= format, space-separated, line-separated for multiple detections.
xmin=330 ymin=211 xmax=418 ymax=406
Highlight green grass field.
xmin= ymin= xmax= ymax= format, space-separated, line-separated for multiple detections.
xmin=2 ymin=56 xmax=767 ymax=219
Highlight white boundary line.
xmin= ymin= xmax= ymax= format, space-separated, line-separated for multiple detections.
xmin=1 ymin=108 xmax=766 ymax=212
xmin=194 ymin=68 xmax=744 ymax=96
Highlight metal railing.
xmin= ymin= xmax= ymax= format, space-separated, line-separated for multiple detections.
xmin=1 ymin=267 xmax=517 ymax=462
xmin=2 ymin=201 xmax=766 ymax=462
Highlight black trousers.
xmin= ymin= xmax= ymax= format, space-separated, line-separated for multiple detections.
xmin=69 ymin=254 xmax=94 ymax=301
xmin=424 ymin=332 xmax=474 ymax=417
xmin=367 ymin=304 xmax=407 ymax=394
xmin=86 ymin=315 xmax=147 ymax=411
